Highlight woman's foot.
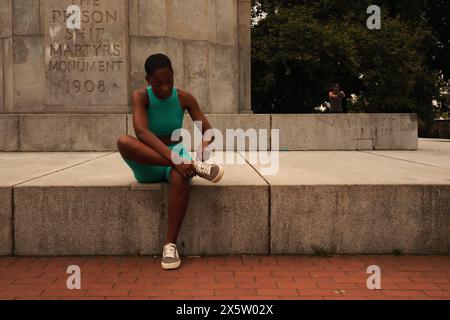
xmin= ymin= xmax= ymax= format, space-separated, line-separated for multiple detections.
xmin=193 ymin=160 xmax=224 ymax=183
xmin=161 ymin=243 xmax=181 ymax=270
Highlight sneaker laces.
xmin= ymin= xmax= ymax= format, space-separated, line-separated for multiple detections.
xmin=164 ymin=244 xmax=177 ymax=258
xmin=195 ymin=161 xmax=212 ymax=175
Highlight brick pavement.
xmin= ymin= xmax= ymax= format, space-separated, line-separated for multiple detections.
xmin=0 ymin=255 xmax=448 ymax=300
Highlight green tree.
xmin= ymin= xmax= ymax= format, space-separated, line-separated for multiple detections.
xmin=251 ymin=0 xmax=447 ymax=133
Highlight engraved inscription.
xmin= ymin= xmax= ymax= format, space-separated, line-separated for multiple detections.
xmin=44 ymin=0 xmax=127 ymax=106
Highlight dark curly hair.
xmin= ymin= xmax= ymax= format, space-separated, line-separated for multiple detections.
xmin=145 ymin=53 xmax=173 ymax=76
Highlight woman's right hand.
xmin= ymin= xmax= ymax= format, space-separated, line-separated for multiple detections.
xmin=175 ymin=162 xmax=197 ymax=179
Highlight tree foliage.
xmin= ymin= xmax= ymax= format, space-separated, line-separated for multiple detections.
xmin=251 ymin=0 xmax=450 ymax=130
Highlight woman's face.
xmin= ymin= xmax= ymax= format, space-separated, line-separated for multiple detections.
xmin=146 ymin=68 xmax=174 ymax=99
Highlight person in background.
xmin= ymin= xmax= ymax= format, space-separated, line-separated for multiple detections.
xmin=328 ymin=83 xmax=346 ymax=113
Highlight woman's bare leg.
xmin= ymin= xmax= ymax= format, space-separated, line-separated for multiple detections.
xmin=118 ymin=135 xmax=190 ymax=244
xmin=165 ymin=169 xmax=190 ymax=244
xmin=117 ymin=135 xmax=173 ymax=166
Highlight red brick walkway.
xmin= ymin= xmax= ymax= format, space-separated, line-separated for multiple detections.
xmin=0 ymin=255 xmax=449 ymax=300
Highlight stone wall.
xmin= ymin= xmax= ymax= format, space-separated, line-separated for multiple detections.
xmin=0 ymin=0 xmax=251 ymax=114
xmin=430 ymin=120 xmax=450 ymax=139
xmin=0 ymin=0 xmax=12 ymax=115
xmin=0 ymin=113 xmax=418 ymax=151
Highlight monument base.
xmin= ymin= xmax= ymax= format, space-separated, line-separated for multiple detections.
xmin=0 ymin=113 xmax=418 ymax=152
xmin=1 ymin=139 xmax=448 ymax=256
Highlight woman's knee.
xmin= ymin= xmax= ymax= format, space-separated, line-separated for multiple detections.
xmin=169 ymin=169 xmax=190 ymax=189
xmin=117 ymin=135 xmax=133 ymax=152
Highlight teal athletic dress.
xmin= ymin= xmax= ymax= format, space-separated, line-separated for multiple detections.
xmin=122 ymin=86 xmax=193 ymax=183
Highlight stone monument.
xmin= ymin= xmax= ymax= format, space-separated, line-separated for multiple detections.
xmin=0 ymin=0 xmax=251 ymax=115
xmin=0 ymin=0 xmax=252 ymax=151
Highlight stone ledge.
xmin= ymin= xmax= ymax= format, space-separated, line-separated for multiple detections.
xmin=240 ymin=147 xmax=450 ymax=255
xmin=272 ymin=113 xmax=418 ymax=151
xmin=1 ymin=113 xmax=418 ymax=152
xmin=271 ymin=184 xmax=450 ymax=255
xmin=1 ymin=114 xmax=126 ymax=152
xmin=1 ymin=140 xmax=449 ymax=256
xmin=0 ymin=151 xmax=115 ymax=256
xmin=0 ymin=187 xmax=12 ymax=256
xmin=11 ymin=152 xmax=269 ymax=256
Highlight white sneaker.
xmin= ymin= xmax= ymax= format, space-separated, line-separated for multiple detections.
xmin=193 ymin=160 xmax=224 ymax=183
xmin=161 ymin=243 xmax=181 ymax=270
